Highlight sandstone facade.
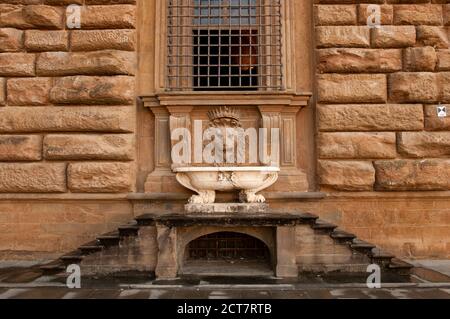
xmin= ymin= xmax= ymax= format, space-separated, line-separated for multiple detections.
xmin=0 ymin=0 xmax=448 ymax=260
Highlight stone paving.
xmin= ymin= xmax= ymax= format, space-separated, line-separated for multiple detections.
xmin=0 ymin=286 xmax=450 ymax=299
xmin=0 ymin=261 xmax=449 ymax=299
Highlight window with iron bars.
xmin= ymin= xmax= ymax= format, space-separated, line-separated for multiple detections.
xmin=167 ymin=0 xmax=283 ymax=91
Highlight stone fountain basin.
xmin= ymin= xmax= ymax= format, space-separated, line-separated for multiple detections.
xmin=173 ymin=166 xmax=280 ymax=204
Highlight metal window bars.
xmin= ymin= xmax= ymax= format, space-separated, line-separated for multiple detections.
xmin=167 ymin=0 xmax=283 ymax=91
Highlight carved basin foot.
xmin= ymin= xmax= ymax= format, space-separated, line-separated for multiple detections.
xmin=174 ymin=166 xmax=279 ymax=205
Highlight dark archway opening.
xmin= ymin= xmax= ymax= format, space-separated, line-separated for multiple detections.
xmin=182 ymin=232 xmax=273 ymax=277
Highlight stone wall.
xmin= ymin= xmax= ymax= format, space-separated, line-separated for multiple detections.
xmin=0 ymin=0 xmax=449 ymax=260
xmin=0 ymin=0 xmax=136 ymax=194
xmin=315 ymin=0 xmax=450 ymax=192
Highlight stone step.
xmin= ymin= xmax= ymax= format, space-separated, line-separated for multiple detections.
xmin=388 ymin=258 xmax=414 ymax=270
xmin=312 ymin=220 xmax=338 ymax=232
xmin=97 ymin=232 xmax=121 ymax=246
xmin=350 ymin=239 xmax=376 ymax=254
xmin=79 ymin=242 xmax=104 ymax=255
xmin=330 ymin=230 xmax=356 ymax=242
xmin=60 ymin=251 xmax=84 ymax=265
xmin=40 ymin=261 xmax=66 ymax=274
xmin=118 ymin=225 xmax=140 ymax=237
xmin=135 ymin=214 xmax=156 ymax=226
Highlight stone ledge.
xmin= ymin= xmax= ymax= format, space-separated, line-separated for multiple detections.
xmin=135 ymin=212 xmax=319 ymax=228
xmin=185 ymin=203 xmax=268 ymax=214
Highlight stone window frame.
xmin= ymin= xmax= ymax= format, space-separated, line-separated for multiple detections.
xmin=136 ymin=1 xmax=316 ymax=194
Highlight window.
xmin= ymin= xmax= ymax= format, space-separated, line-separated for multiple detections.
xmin=167 ymin=0 xmax=283 ymax=91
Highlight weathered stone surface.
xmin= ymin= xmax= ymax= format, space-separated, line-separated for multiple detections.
xmin=7 ymin=77 xmax=52 ymax=105
xmin=316 ymin=26 xmax=370 ymax=48
xmin=0 ymin=4 xmax=32 ymax=29
xmin=70 ymin=30 xmax=135 ymax=51
xmin=0 ymin=78 xmax=4 ymax=106
xmin=371 ymin=26 xmax=416 ymax=48
xmin=317 ymin=48 xmax=402 ymax=73
xmin=389 ymin=72 xmax=439 ymax=103
xmin=44 ymin=134 xmax=134 ymax=160
xmin=80 ymin=5 xmax=135 ymax=29
xmin=318 ymin=132 xmax=396 ymax=159
xmin=0 ymin=106 xmax=133 ymax=133
xmin=425 ymin=104 xmax=450 ymax=131
xmin=437 ymin=50 xmax=450 ymax=71
xmin=398 ymin=132 xmax=450 ymax=158
xmin=185 ymin=203 xmax=268 ymax=214
xmin=36 ymin=51 xmax=136 ymax=76
xmin=375 ymin=160 xmax=450 ymax=191
xmin=0 ymin=135 xmax=42 ymax=161
xmin=0 ymin=53 xmax=34 ymax=76
xmin=318 ymin=104 xmax=424 ymax=132
xmin=318 ymin=160 xmax=375 ymax=191
xmin=318 ymin=74 xmax=386 ymax=103
xmin=50 ymin=76 xmax=134 ymax=105
xmin=393 ymin=5 xmax=443 ymax=26
xmin=25 ymin=30 xmax=67 ymax=51
xmin=0 ymin=163 xmax=66 ymax=193
xmin=403 ymin=47 xmax=437 ymax=72
xmin=416 ymin=26 xmax=449 ymax=49
xmin=314 ymin=5 xmax=357 ymax=26
xmin=0 ymin=28 xmax=22 ymax=52
xmin=68 ymin=162 xmax=133 ymax=193
xmin=358 ymin=4 xmax=393 ymax=25
xmin=23 ymin=5 xmax=64 ymax=29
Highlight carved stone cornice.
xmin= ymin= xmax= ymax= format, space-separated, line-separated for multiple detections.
xmin=141 ymin=92 xmax=312 ymax=108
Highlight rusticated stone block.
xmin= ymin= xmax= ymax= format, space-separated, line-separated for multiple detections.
xmin=318 ymin=74 xmax=386 ymax=103
xmin=318 ymin=132 xmax=397 ymax=159
xmin=314 ymin=5 xmax=357 ymax=26
xmin=425 ymin=104 xmax=450 ymax=131
xmin=318 ymin=160 xmax=375 ymax=191
xmin=68 ymin=162 xmax=133 ymax=193
xmin=416 ymin=26 xmax=449 ymax=49
xmin=389 ymin=72 xmax=439 ymax=103
xmin=23 ymin=5 xmax=64 ymax=29
xmin=44 ymin=134 xmax=134 ymax=161
xmin=371 ymin=26 xmax=416 ymax=48
xmin=37 ymin=51 xmax=136 ymax=76
xmin=0 ymin=78 xmax=4 ymax=106
xmin=318 ymin=104 xmax=424 ymax=132
xmin=375 ymin=160 xmax=450 ymax=191
xmin=50 ymin=76 xmax=134 ymax=105
xmin=0 ymin=135 xmax=42 ymax=161
xmin=0 ymin=106 xmax=133 ymax=133
xmin=0 ymin=163 xmax=66 ymax=193
xmin=437 ymin=50 xmax=450 ymax=71
xmin=0 ymin=28 xmax=23 ymax=52
xmin=398 ymin=132 xmax=450 ymax=158
xmin=358 ymin=4 xmax=393 ymax=25
xmin=0 ymin=53 xmax=35 ymax=76
xmin=70 ymin=30 xmax=135 ymax=51
xmin=317 ymin=48 xmax=402 ymax=73
xmin=393 ymin=5 xmax=443 ymax=26
xmin=316 ymin=26 xmax=370 ymax=48
xmin=403 ymin=47 xmax=437 ymax=72
xmin=80 ymin=5 xmax=135 ymax=29
xmin=25 ymin=30 xmax=67 ymax=51
xmin=7 ymin=77 xmax=52 ymax=106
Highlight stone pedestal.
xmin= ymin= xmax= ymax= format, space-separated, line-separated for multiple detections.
xmin=185 ymin=203 xmax=268 ymax=214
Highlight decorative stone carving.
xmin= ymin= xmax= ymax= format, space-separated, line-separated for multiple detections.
xmin=173 ymin=106 xmax=280 ymax=204
xmin=174 ymin=167 xmax=279 ymax=204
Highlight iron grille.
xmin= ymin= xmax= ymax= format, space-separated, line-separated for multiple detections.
xmin=167 ymin=0 xmax=283 ymax=91
xmin=187 ymin=232 xmax=270 ymax=260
